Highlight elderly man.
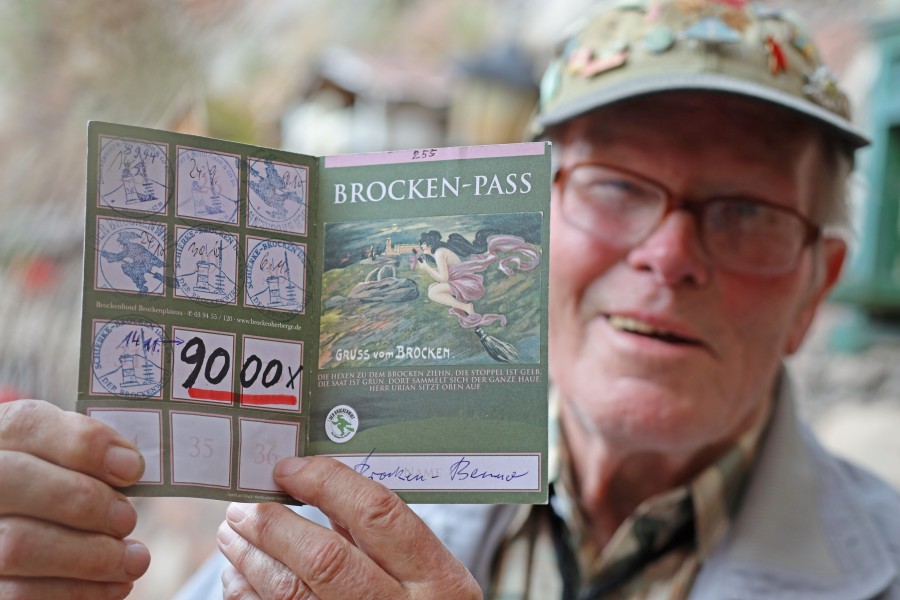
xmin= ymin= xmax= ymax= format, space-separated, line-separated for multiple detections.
xmin=2 ymin=1 xmax=900 ymax=599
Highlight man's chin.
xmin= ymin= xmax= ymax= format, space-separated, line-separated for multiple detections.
xmin=561 ymin=377 xmax=714 ymax=446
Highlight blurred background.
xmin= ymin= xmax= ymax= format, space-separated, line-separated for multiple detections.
xmin=2 ymin=0 xmax=900 ymax=598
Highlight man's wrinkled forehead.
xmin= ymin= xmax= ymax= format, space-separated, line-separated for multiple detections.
xmin=554 ymin=91 xmax=831 ymax=154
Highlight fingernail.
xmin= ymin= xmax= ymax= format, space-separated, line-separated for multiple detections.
xmin=226 ymin=502 xmax=253 ymax=524
xmin=107 ymin=582 xmax=133 ymax=600
xmin=217 ymin=521 xmax=236 ymax=547
xmin=123 ymin=541 xmax=151 ymax=578
xmin=222 ymin=565 xmax=238 ymax=587
xmin=108 ymin=497 xmax=137 ymax=537
xmin=105 ymin=445 xmax=144 ymax=484
xmin=274 ymin=456 xmax=310 ymax=478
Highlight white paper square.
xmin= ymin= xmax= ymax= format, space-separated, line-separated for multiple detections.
xmin=171 ymin=328 xmax=235 ymax=403
xmin=88 ymin=409 xmax=162 ymax=483
xmin=238 ymin=419 xmax=301 ymax=492
xmin=175 ymin=147 xmax=240 ymax=224
xmin=173 ymin=227 xmax=239 ymax=304
xmin=170 ymin=412 xmax=232 ymax=487
xmin=243 ymin=237 xmax=307 ymax=313
xmin=90 ymin=319 xmax=164 ymax=399
xmin=240 ymin=336 xmax=303 ymax=411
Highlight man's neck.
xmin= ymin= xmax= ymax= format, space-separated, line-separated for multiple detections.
xmin=558 ymin=398 xmax=770 ymax=549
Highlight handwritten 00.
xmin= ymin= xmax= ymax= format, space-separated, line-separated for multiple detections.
xmin=179 ymin=336 xmax=302 ymax=405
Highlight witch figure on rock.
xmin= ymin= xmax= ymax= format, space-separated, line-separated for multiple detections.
xmin=413 ymin=228 xmax=540 ymax=363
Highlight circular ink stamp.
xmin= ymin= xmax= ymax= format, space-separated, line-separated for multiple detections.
xmin=90 ymin=316 xmax=167 ymax=399
xmin=98 ymin=136 xmax=169 ymax=215
xmin=325 ymin=405 xmax=358 ymax=443
xmin=247 ymin=158 xmax=309 ymax=235
xmin=176 ymin=147 xmax=240 ymax=225
xmin=245 ymin=237 xmax=307 ymax=315
xmin=174 ymin=226 xmax=240 ymax=305
xmin=95 ymin=217 xmax=167 ymax=296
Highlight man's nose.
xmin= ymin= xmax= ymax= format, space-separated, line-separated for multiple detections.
xmin=625 ymin=210 xmax=711 ymax=287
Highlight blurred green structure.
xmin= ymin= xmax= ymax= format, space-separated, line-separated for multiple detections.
xmin=832 ymin=10 xmax=900 ymax=350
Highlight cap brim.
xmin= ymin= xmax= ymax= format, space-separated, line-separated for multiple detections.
xmin=536 ymin=72 xmax=870 ymax=150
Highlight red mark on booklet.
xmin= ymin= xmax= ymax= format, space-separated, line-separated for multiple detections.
xmin=187 ymin=388 xmax=296 ymax=405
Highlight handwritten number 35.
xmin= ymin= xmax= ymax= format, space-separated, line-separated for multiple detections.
xmin=189 ymin=436 xmax=214 ymax=458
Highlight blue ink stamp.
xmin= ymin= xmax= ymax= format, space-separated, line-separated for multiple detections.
xmin=91 ymin=318 xmax=164 ymax=398
xmin=174 ymin=227 xmax=238 ymax=304
xmin=96 ymin=218 xmax=166 ymax=295
xmin=245 ymin=237 xmax=307 ymax=313
xmin=98 ymin=136 xmax=168 ymax=214
xmin=247 ymin=159 xmax=309 ymax=235
xmin=176 ymin=147 xmax=240 ymax=224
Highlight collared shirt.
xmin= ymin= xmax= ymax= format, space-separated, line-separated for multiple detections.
xmin=489 ymin=390 xmax=771 ymax=600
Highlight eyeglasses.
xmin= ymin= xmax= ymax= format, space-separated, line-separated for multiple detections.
xmin=555 ymin=162 xmax=821 ymax=276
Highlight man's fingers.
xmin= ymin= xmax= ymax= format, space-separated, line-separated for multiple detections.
xmin=0 ymin=517 xmax=150 ymax=582
xmin=224 ymin=502 xmax=405 ymax=599
xmin=221 ymin=566 xmax=265 ymax=600
xmin=327 ymin=518 xmax=355 ymax=546
xmin=0 ymin=578 xmax=133 ymax=600
xmin=0 ymin=400 xmax=144 ymax=487
xmin=0 ymin=451 xmax=137 ymax=537
xmin=272 ymin=457 xmax=459 ymax=583
xmin=218 ymin=522 xmax=317 ymax=600
xmin=224 ymin=458 xmax=482 ymax=598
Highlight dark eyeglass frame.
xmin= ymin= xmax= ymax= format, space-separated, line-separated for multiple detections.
xmin=554 ymin=162 xmax=822 ymax=276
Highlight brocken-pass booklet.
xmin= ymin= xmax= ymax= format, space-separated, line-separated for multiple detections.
xmin=77 ymin=121 xmax=550 ymax=505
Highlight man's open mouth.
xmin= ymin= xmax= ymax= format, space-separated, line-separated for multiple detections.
xmin=607 ymin=315 xmax=701 ymax=346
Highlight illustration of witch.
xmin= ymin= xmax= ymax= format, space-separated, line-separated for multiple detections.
xmin=413 ymin=228 xmax=540 ymax=363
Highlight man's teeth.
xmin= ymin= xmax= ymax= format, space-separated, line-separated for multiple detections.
xmin=607 ymin=315 xmax=700 ymax=346
xmin=609 ymin=315 xmax=670 ymax=336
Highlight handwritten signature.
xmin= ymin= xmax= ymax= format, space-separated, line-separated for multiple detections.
xmin=448 ymin=456 xmax=529 ymax=483
xmin=352 ymin=450 xmax=529 ymax=485
xmin=353 ymin=450 xmax=436 ymax=483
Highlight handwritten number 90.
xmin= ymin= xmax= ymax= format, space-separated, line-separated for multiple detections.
xmin=179 ymin=335 xmax=300 ymax=391
xmin=180 ymin=337 xmax=229 ymax=388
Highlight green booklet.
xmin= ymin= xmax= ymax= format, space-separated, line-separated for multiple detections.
xmin=77 ymin=121 xmax=550 ymax=505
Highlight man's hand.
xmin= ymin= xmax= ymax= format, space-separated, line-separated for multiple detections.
xmin=218 ymin=456 xmax=482 ymax=600
xmin=0 ymin=399 xmax=151 ymax=599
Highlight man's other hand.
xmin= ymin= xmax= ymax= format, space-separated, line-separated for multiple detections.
xmin=218 ymin=456 xmax=482 ymax=600
xmin=0 ymin=399 xmax=150 ymax=599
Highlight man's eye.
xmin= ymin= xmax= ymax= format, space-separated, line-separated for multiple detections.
xmin=583 ymin=179 xmax=645 ymax=199
xmin=711 ymin=201 xmax=782 ymax=231
xmin=728 ymin=202 xmax=764 ymax=217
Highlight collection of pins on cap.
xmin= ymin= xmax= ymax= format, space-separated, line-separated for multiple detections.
xmin=541 ymin=0 xmax=850 ymax=119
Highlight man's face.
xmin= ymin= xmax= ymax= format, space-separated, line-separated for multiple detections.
xmin=548 ymin=93 xmax=846 ymax=456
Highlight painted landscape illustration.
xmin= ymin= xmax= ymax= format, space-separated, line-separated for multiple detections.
xmin=318 ymin=212 xmax=543 ymax=369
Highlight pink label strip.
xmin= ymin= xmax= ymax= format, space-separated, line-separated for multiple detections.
xmin=323 ymin=142 xmax=546 ymax=169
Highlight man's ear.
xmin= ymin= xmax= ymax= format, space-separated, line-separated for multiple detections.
xmin=785 ymin=237 xmax=847 ymax=355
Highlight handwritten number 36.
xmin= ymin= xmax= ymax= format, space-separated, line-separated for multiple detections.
xmin=179 ymin=335 xmax=301 ymax=390
xmin=255 ymin=443 xmax=279 ymax=465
